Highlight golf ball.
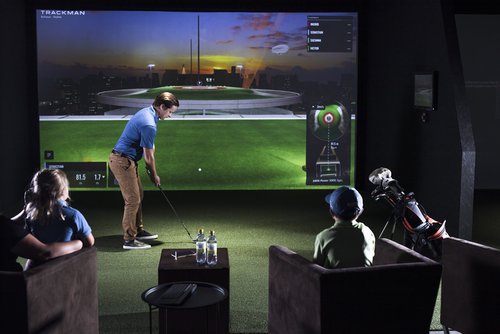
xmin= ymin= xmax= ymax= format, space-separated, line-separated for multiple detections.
xmin=198 ymin=168 xmax=202 ymax=172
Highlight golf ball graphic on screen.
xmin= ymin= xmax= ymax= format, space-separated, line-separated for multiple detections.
xmin=309 ymin=103 xmax=348 ymax=142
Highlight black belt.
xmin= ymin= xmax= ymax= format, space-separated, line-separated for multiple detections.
xmin=112 ymin=149 xmax=136 ymax=162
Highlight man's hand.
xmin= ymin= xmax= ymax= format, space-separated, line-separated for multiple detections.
xmin=152 ymin=174 xmax=161 ymax=188
xmin=145 ymin=166 xmax=161 ymax=187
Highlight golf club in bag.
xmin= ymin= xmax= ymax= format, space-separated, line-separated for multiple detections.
xmin=147 ymin=169 xmax=195 ymax=242
xmin=368 ymin=167 xmax=448 ymax=260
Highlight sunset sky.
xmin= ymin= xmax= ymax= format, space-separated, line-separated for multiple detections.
xmin=37 ymin=10 xmax=357 ymax=81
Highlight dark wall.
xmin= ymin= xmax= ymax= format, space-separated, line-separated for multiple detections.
xmin=456 ymin=14 xmax=500 ymax=190
xmin=359 ymin=0 xmax=471 ymax=237
xmin=0 ymin=0 xmax=475 ymax=238
xmin=0 ymin=0 xmax=39 ymax=216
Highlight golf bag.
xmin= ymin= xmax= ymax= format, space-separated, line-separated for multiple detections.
xmin=368 ymin=167 xmax=448 ymax=260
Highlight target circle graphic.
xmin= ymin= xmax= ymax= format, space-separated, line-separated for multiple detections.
xmin=308 ymin=102 xmax=349 ymax=141
xmin=323 ymin=112 xmax=335 ymax=124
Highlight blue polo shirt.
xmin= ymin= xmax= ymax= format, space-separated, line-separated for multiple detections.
xmin=25 ymin=200 xmax=92 ymax=243
xmin=114 ymin=106 xmax=159 ymax=161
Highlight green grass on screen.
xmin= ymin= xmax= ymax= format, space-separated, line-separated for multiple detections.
xmin=40 ymin=119 xmax=317 ymax=190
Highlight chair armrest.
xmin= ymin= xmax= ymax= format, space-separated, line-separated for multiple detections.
xmin=374 ymin=238 xmax=438 ymax=265
xmin=441 ymin=237 xmax=500 ymax=333
xmin=268 ymin=245 xmax=323 ymax=334
xmin=24 ymin=247 xmax=98 ymax=334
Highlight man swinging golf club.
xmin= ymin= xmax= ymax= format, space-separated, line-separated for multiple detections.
xmin=109 ymin=92 xmax=179 ymax=250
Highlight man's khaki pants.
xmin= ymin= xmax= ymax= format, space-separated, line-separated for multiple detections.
xmin=109 ymin=152 xmax=144 ymax=241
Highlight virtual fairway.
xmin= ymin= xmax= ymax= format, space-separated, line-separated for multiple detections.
xmin=40 ymin=119 xmax=310 ymax=190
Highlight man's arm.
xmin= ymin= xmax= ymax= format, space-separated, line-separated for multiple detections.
xmin=144 ymin=147 xmax=161 ymax=187
xmin=11 ymin=234 xmax=83 ymax=262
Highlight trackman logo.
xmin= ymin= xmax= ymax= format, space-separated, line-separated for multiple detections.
xmin=40 ymin=10 xmax=86 ymax=18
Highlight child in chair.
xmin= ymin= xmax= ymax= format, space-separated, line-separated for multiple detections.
xmin=16 ymin=169 xmax=94 ymax=268
xmin=313 ymin=186 xmax=375 ymax=269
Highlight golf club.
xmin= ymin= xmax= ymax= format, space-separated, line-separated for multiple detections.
xmin=156 ymin=184 xmax=196 ymax=242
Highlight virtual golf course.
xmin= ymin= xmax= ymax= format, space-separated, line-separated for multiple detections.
xmin=40 ymin=118 xmax=322 ymax=190
xmin=129 ymin=86 xmax=272 ymax=100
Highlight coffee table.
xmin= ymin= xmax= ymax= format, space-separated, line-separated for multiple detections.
xmin=142 ymin=281 xmax=227 ymax=334
xmin=158 ymin=248 xmax=230 ymax=334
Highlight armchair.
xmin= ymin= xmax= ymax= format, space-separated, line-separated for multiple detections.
xmin=441 ymin=237 xmax=500 ymax=334
xmin=0 ymin=247 xmax=98 ymax=334
xmin=268 ymin=238 xmax=441 ymax=334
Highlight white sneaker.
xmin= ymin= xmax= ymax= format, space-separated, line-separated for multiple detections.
xmin=123 ymin=240 xmax=151 ymax=250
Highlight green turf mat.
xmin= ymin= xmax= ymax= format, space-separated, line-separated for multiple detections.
xmin=69 ymin=190 xmax=443 ymax=333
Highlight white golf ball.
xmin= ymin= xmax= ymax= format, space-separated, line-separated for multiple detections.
xmin=198 ymin=168 xmax=202 ymax=172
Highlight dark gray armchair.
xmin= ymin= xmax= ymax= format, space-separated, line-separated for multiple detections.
xmin=441 ymin=237 xmax=500 ymax=334
xmin=268 ymin=238 xmax=442 ymax=334
xmin=0 ymin=247 xmax=98 ymax=334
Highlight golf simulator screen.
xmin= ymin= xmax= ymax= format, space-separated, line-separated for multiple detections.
xmin=35 ymin=9 xmax=358 ymax=190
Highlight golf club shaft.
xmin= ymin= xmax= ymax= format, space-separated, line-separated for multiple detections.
xmin=157 ymin=185 xmax=194 ymax=241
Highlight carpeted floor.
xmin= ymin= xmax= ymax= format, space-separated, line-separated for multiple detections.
xmin=67 ymin=188 xmax=499 ymax=333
